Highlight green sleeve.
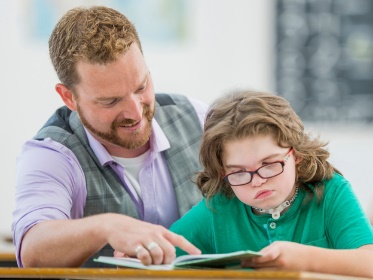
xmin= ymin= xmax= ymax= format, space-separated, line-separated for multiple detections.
xmin=324 ymin=174 xmax=373 ymax=249
xmin=170 ymin=199 xmax=215 ymax=256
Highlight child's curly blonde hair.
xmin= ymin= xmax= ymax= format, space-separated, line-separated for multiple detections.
xmin=197 ymin=90 xmax=340 ymax=202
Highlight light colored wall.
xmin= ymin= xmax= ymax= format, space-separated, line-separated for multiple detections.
xmin=305 ymin=123 xmax=373 ymax=220
xmin=0 ymin=0 xmax=275 ymax=235
xmin=2 ymin=0 xmax=372 ymax=237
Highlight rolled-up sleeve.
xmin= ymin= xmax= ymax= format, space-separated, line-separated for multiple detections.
xmin=12 ymin=138 xmax=86 ymax=267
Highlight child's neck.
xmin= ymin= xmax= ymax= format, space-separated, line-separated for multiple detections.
xmin=252 ymin=187 xmax=298 ymax=220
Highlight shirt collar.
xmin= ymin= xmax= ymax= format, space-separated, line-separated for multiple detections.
xmin=84 ymin=118 xmax=170 ymax=166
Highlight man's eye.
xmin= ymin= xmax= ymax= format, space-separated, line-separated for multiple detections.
xmin=101 ymin=99 xmax=118 ymax=106
xmin=136 ymin=83 xmax=147 ymax=93
xmin=135 ymin=87 xmax=144 ymax=93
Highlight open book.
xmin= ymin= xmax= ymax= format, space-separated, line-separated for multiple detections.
xmin=94 ymin=250 xmax=261 ymax=270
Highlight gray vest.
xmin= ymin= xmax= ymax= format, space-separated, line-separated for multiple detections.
xmin=35 ymin=93 xmax=203 ymax=267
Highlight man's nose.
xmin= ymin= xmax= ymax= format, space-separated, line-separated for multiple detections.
xmin=121 ymin=94 xmax=143 ymax=120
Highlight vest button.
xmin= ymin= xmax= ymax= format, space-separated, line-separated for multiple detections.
xmin=269 ymin=222 xmax=277 ymax=229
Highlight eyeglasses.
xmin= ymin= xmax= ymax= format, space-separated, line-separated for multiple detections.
xmin=223 ymin=148 xmax=293 ymax=186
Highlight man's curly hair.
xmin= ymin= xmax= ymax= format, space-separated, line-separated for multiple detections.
xmin=49 ymin=6 xmax=142 ymax=91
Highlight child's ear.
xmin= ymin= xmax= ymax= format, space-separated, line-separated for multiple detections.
xmin=295 ymin=156 xmax=302 ymax=164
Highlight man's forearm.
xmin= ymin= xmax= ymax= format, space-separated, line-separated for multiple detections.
xmin=20 ymin=217 xmax=107 ymax=267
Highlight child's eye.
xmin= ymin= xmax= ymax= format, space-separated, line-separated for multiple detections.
xmin=234 ymin=172 xmax=247 ymax=178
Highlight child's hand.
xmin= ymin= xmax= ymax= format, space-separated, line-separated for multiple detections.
xmin=241 ymin=241 xmax=309 ymax=270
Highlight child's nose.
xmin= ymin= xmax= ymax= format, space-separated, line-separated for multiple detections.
xmin=250 ymin=173 xmax=267 ymax=187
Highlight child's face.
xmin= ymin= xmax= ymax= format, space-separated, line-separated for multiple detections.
xmin=222 ymin=134 xmax=297 ymax=210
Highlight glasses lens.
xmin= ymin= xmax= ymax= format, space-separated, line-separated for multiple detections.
xmin=257 ymin=162 xmax=283 ymax=178
xmin=227 ymin=172 xmax=252 ymax=186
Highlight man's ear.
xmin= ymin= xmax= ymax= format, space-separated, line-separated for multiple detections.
xmin=55 ymin=83 xmax=77 ymax=111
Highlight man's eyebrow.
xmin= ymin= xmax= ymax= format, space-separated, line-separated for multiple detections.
xmin=94 ymin=72 xmax=150 ymax=101
xmin=95 ymin=96 xmax=120 ymax=101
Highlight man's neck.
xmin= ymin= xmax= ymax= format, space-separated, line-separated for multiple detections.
xmin=104 ymin=141 xmax=150 ymax=158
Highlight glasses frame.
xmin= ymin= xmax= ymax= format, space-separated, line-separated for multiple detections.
xmin=223 ymin=148 xmax=294 ymax=186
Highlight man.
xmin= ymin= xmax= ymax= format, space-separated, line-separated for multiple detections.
xmin=12 ymin=6 xmax=205 ymax=267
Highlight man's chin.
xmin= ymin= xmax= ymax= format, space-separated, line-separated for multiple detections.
xmin=112 ymin=134 xmax=151 ymax=150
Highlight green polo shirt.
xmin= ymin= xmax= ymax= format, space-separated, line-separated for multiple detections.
xmin=170 ymin=173 xmax=373 ymax=255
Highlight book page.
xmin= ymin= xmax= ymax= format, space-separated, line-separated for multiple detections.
xmin=94 ymin=256 xmax=174 ymax=270
xmin=94 ymin=250 xmax=262 ymax=270
xmin=174 ymin=250 xmax=261 ymax=268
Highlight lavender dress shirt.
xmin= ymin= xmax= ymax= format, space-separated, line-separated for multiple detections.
xmin=12 ymin=97 xmax=207 ymax=267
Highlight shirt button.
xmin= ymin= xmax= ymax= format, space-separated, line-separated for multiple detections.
xmin=270 ymin=222 xmax=277 ymax=229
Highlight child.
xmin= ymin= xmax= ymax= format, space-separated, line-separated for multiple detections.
xmin=368 ymin=196 xmax=373 ymax=225
xmin=170 ymin=91 xmax=373 ymax=277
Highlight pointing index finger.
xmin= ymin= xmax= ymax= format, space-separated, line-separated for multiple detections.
xmin=166 ymin=231 xmax=201 ymax=255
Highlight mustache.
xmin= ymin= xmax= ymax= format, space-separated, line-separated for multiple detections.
xmin=114 ymin=119 xmax=138 ymax=126
xmin=112 ymin=104 xmax=153 ymax=127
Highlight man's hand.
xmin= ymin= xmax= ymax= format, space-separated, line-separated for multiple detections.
xmin=20 ymin=213 xmax=200 ymax=267
xmin=101 ymin=213 xmax=201 ymax=265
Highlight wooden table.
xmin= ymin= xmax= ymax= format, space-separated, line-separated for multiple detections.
xmin=0 ymin=252 xmax=16 ymax=266
xmin=0 ymin=268 xmax=370 ymax=280
xmin=0 ymin=234 xmax=16 ymax=267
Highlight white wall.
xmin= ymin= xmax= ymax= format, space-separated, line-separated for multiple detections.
xmin=0 ymin=0 xmax=275 ymax=235
xmin=2 ymin=0 xmax=372 ymax=237
xmin=147 ymin=0 xmax=276 ymax=102
xmin=305 ymin=123 xmax=373 ymax=220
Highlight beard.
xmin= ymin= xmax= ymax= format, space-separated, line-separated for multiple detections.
xmin=77 ymin=104 xmax=154 ymax=150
